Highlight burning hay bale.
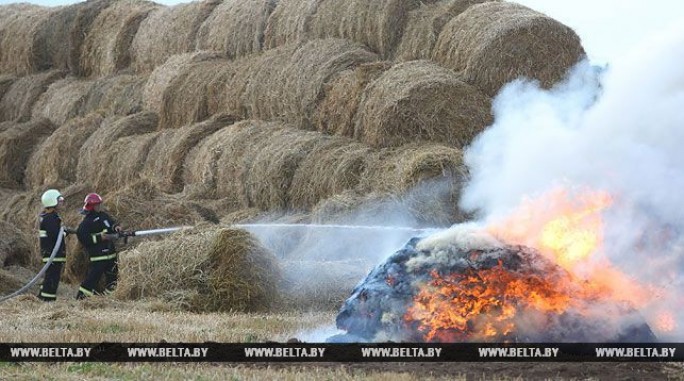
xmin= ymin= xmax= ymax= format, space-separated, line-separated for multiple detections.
xmin=79 ymin=74 xmax=147 ymax=117
xmin=394 ymin=0 xmax=490 ymax=61
xmin=31 ymin=77 xmax=95 ymax=126
xmin=195 ymin=0 xmax=276 ymax=59
xmin=26 ymin=113 xmax=104 ymax=189
xmin=0 ymin=70 xmax=66 ymax=122
xmin=79 ymin=0 xmax=159 ymax=77
xmin=432 ymin=2 xmax=586 ymax=97
xmin=354 ymin=60 xmax=492 ymax=148
xmin=333 ymin=226 xmax=658 ymax=343
xmin=130 ymin=0 xmax=220 ymax=73
xmin=307 ymin=0 xmax=420 ymax=58
xmin=0 ymin=5 xmax=50 ymax=75
xmin=115 ymin=227 xmax=281 ymax=312
xmin=262 ymin=0 xmax=322 ymax=49
xmin=0 ymin=118 xmax=56 ymax=189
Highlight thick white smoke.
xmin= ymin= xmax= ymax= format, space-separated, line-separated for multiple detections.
xmin=460 ymin=21 xmax=684 ymax=339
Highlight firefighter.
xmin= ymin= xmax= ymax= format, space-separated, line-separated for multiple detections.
xmin=38 ymin=189 xmax=74 ymax=302
xmin=75 ymin=193 xmax=123 ymax=299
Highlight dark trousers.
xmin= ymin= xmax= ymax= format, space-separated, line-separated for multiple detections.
xmin=76 ymin=257 xmax=118 ymax=299
xmin=38 ymin=262 xmax=64 ymax=301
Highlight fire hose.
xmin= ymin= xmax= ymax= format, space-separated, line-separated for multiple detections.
xmin=0 ymin=226 xmax=190 ymax=303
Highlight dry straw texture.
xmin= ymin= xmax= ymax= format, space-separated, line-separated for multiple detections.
xmin=26 ymin=113 xmax=104 ymax=189
xmin=130 ymin=0 xmax=220 ymax=73
xmin=395 ymin=0 xmax=491 ymax=61
xmin=433 ymin=1 xmax=586 ymax=96
xmin=80 ymin=0 xmax=159 ymax=77
xmin=66 ymin=0 xmax=112 ymax=76
xmin=115 ymin=227 xmax=281 ymax=312
xmin=0 ymin=118 xmax=56 ymax=189
xmin=0 ymin=75 xmax=16 ymax=98
xmin=308 ymin=0 xmax=421 ymax=58
xmin=31 ymin=77 xmax=94 ymax=126
xmin=0 ymin=5 xmax=50 ymax=75
xmin=262 ymin=0 xmax=322 ymax=49
xmin=0 ymin=220 xmax=32 ymax=268
xmin=0 ymin=70 xmax=66 ymax=122
xmin=195 ymin=0 xmax=276 ymax=59
xmin=79 ymin=74 xmax=147 ymax=117
xmin=354 ymin=60 xmax=492 ymax=148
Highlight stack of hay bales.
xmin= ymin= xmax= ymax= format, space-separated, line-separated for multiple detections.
xmin=115 ymin=227 xmax=281 ymax=312
xmin=130 ymin=0 xmax=220 ymax=73
xmin=0 ymin=4 xmax=50 ymax=75
xmin=433 ymin=1 xmax=585 ymax=97
xmin=0 ymin=118 xmax=56 ymax=189
xmin=0 ymin=70 xmax=65 ymax=122
xmin=195 ymin=0 xmax=276 ymax=59
xmin=31 ymin=77 xmax=95 ymax=126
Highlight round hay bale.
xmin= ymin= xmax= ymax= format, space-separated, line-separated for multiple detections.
xmin=142 ymin=51 xmax=223 ymax=119
xmin=262 ymin=0 xmax=323 ymax=49
xmin=0 ymin=220 xmax=33 ymax=268
xmin=98 ymin=131 xmax=160 ymax=191
xmin=307 ymin=0 xmax=421 ymax=58
xmin=115 ymin=227 xmax=281 ymax=312
xmin=0 ymin=118 xmax=56 ymax=189
xmin=142 ymin=114 xmax=234 ymax=193
xmin=195 ymin=0 xmax=276 ymax=59
xmin=395 ymin=0 xmax=491 ymax=61
xmin=31 ymin=77 xmax=95 ymax=126
xmin=79 ymin=74 xmax=147 ymax=117
xmin=314 ymin=61 xmax=390 ymax=136
xmin=0 ymin=5 xmax=50 ymax=75
xmin=30 ymin=3 xmax=90 ymax=73
xmin=288 ymin=137 xmax=371 ymax=210
xmin=432 ymin=1 xmax=586 ymax=97
xmin=66 ymin=0 xmax=112 ymax=76
xmin=0 ymin=70 xmax=66 ymax=122
xmin=26 ymin=113 xmax=104 ymax=189
xmin=354 ymin=60 xmax=492 ymax=148
xmin=130 ymin=0 xmax=220 ymax=73
xmin=76 ymin=112 xmax=158 ymax=187
xmin=80 ymin=0 xmax=159 ymax=77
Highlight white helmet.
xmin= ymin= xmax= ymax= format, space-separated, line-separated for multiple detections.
xmin=41 ymin=189 xmax=64 ymax=208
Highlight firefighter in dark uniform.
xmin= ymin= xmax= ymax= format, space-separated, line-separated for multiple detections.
xmin=76 ymin=193 xmax=123 ymax=299
xmin=38 ymin=189 xmax=74 ymax=301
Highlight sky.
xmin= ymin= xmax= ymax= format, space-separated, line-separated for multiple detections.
xmin=2 ymin=0 xmax=683 ymax=64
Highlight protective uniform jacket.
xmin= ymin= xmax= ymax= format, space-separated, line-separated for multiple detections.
xmin=39 ymin=211 xmax=66 ymax=263
xmin=77 ymin=211 xmax=119 ymax=261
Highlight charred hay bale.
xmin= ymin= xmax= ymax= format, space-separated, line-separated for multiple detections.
xmin=0 ymin=70 xmax=66 ymax=122
xmin=142 ymin=51 xmax=223 ymax=121
xmin=26 ymin=113 xmax=104 ymax=189
xmin=432 ymin=1 xmax=586 ymax=97
xmin=262 ymin=0 xmax=322 ymax=49
xmin=0 ymin=5 xmax=50 ymax=75
xmin=0 ymin=220 xmax=33 ymax=268
xmin=130 ymin=0 xmax=220 ymax=73
xmin=115 ymin=227 xmax=281 ymax=312
xmin=142 ymin=114 xmax=234 ymax=193
xmin=31 ymin=77 xmax=95 ymax=126
xmin=0 ymin=118 xmax=56 ymax=189
xmin=76 ymin=112 xmax=158 ymax=188
xmin=288 ymin=138 xmax=371 ymax=210
xmin=80 ymin=0 xmax=159 ymax=77
xmin=307 ymin=0 xmax=421 ymax=58
xmin=79 ymin=74 xmax=147 ymax=117
xmin=354 ymin=60 xmax=491 ymax=148
xmin=195 ymin=0 xmax=276 ymax=59
xmin=395 ymin=0 xmax=490 ymax=61
xmin=314 ymin=61 xmax=390 ymax=137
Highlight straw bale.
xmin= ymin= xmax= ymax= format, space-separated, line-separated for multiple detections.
xmin=395 ymin=0 xmax=490 ymax=61
xmin=67 ymin=0 xmax=112 ymax=76
xmin=0 ymin=118 xmax=56 ymax=189
xmin=314 ymin=61 xmax=390 ymax=136
xmin=0 ymin=268 xmax=27 ymax=294
xmin=262 ymin=0 xmax=323 ymax=49
xmin=220 ymin=208 xmax=266 ymax=225
xmin=288 ymin=137 xmax=371 ymax=210
xmin=142 ymin=114 xmax=234 ymax=193
xmin=80 ymin=0 xmax=159 ymax=77
xmin=31 ymin=77 xmax=94 ymax=126
xmin=76 ymin=112 xmax=158 ymax=187
xmin=0 ymin=70 xmax=66 ymax=122
xmin=354 ymin=60 xmax=492 ymax=148
xmin=79 ymin=74 xmax=146 ymax=117
xmin=26 ymin=113 xmax=104 ymax=189
xmin=196 ymin=0 xmax=276 ymax=59
xmin=0 ymin=220 xmax=33 ymax=268
xmin=30 ymin=3 xmax=91 ymax=73
xmin=131 ymin=0 xmax=220 ymax=73
xmin=0 ymin=5 xmax=50 ymax=75
xmin=307 ymin=0 xmax=421 ymax=58
xmin=432 ymin=1 xmax=586 ymax=97
xmin=115 ymin=227 xmax=281 ymax=312
xmin=142 ymin=51 xmax=223 ymax=118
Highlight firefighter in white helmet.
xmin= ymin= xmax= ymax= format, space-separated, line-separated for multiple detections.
xmin=38 ymin=189 xmax=75 ymax=301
